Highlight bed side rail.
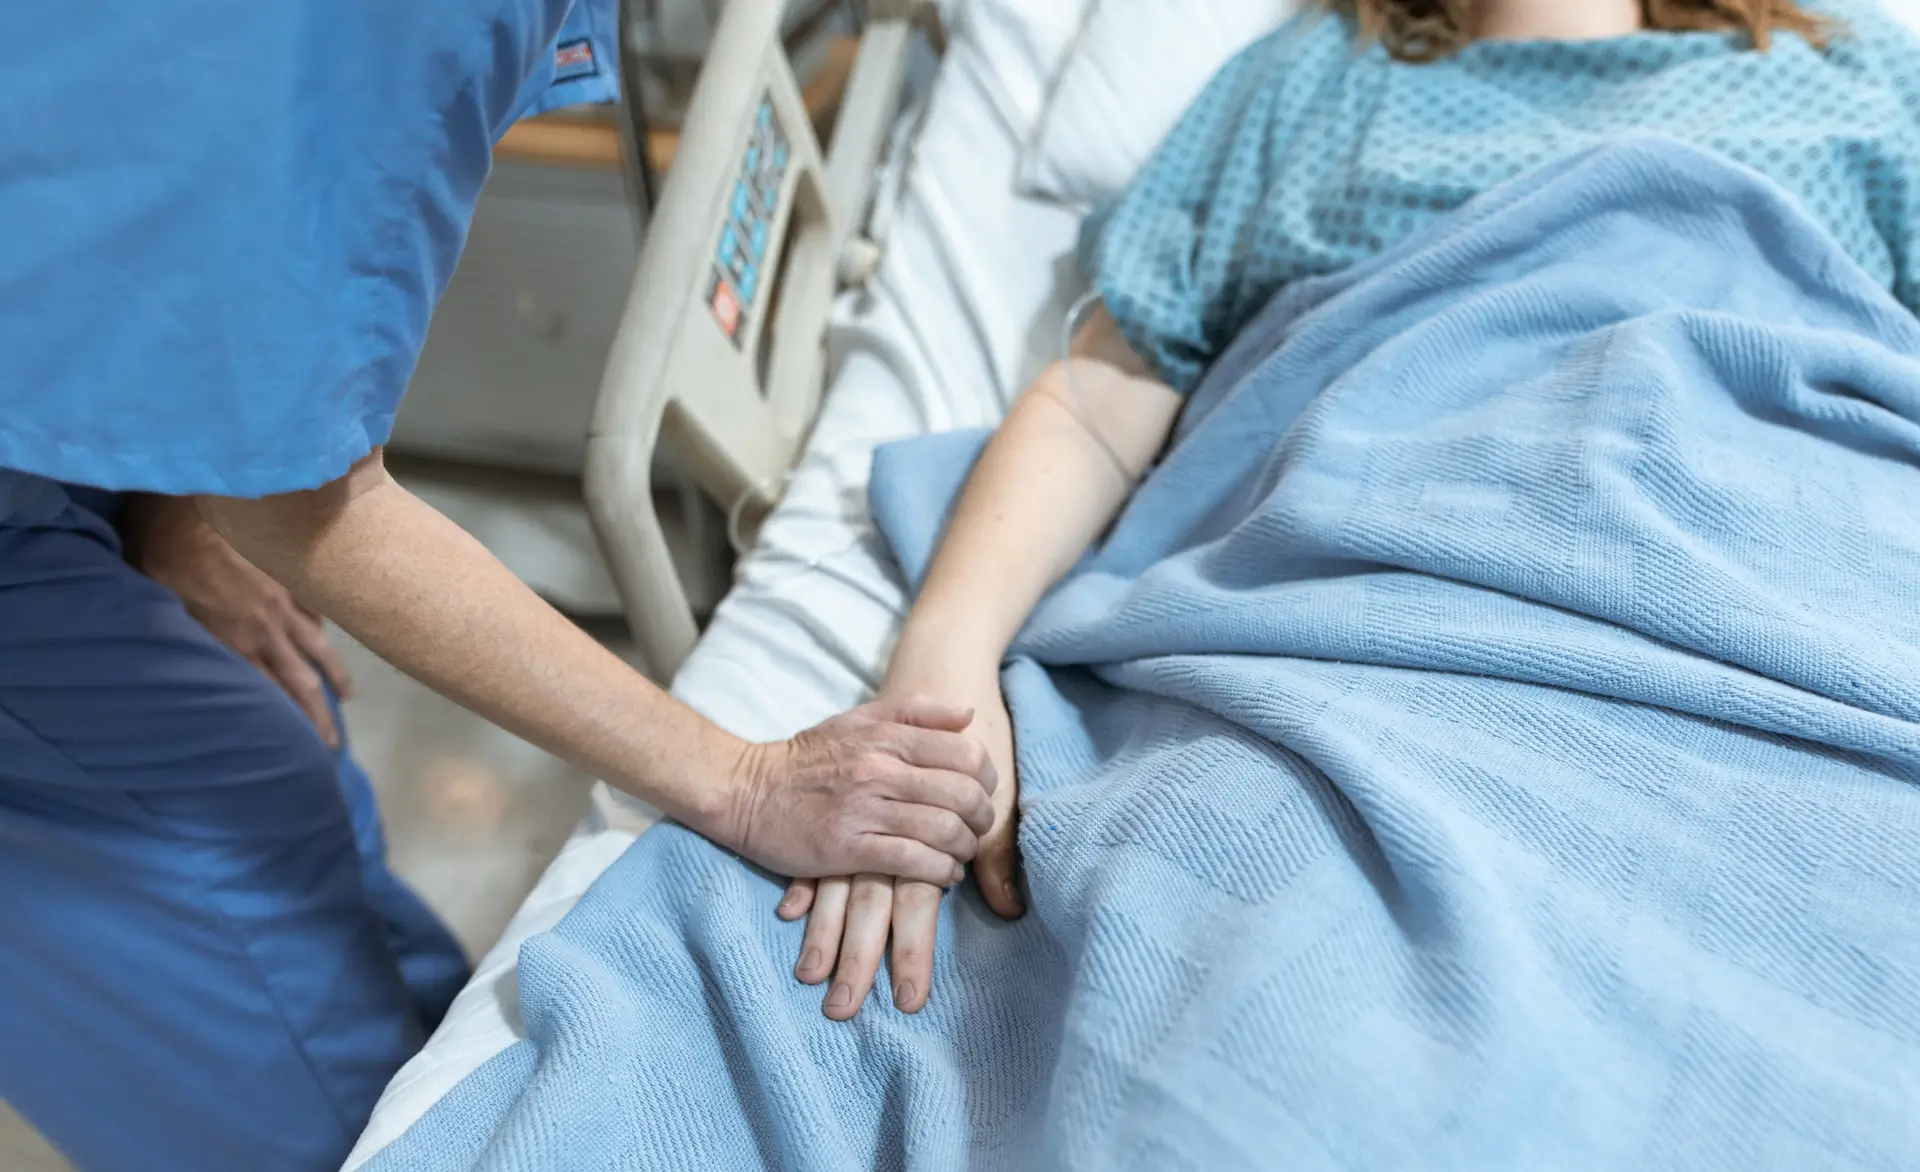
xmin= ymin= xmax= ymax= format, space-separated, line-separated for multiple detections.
xmin=584 ymin=0 xmax=937 ymax=681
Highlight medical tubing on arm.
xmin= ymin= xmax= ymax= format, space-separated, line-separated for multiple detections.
xmin=1059 ymin=291 xmax=1146 ymax=488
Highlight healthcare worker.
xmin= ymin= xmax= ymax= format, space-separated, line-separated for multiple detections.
xmin=0 ymin=3 xmax=999 ymax=1169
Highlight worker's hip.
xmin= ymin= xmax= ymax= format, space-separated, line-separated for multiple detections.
xmin=0 ymin=496 xmax=466 ymax=1171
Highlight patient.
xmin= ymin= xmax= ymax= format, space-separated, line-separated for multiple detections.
xmin=781 ymin=0 xmax=1920 ymax=1019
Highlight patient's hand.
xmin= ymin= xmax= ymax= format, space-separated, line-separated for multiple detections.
xmin=777 ymin=678 xmax=1021 ymax=1020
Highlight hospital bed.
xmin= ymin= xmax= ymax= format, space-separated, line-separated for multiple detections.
xmin=344 ymin=0 xmax=1920 ymax=1163
xmin=343 ymin=0 xmax=1086 ymax=1162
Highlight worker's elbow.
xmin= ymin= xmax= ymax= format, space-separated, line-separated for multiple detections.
xmin=196 ymin=447 xmax=388 ymax=563
xmin=193 ymin=496 xmax=275 ymax=559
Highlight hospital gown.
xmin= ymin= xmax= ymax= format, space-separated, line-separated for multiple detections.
xmin=1085 ymin=0 xmax=1920 ymax=392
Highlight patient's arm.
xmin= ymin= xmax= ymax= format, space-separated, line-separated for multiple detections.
xmin=882 ymin=303 xmax=1181 ymax=711
xmin=780 ymin=305 xmax=1183 ymax=1019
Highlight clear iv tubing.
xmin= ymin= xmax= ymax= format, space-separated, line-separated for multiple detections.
xmin=722 ymin=291 xmax=1135 ymax=582
xmin=723 ymin=460 xmax=890 ymax=605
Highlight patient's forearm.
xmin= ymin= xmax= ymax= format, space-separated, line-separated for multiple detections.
xmin=891 ymin=312 xmax=1181 ymax=682
xmin=200 ymin=451 xmax=741 ymax=831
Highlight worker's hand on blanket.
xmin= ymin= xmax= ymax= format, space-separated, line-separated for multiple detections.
xmin=776 ymin=675 xmax=1022 ymax=1020
xmin=123 ymin=493 xmax=355 ymax=747
xmin=725 ymin=695 xmax=1000 ymax=888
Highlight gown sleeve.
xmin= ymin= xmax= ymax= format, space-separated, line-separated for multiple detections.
xmin=1076 ymin=13 xmax=1346 ymax=393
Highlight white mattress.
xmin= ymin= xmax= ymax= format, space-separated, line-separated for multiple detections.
xmin=342 ymin=8 xmax=1084 ymax=1166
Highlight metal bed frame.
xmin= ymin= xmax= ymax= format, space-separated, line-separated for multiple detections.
xmin=587 ymin=0 xmax=941 ymax=681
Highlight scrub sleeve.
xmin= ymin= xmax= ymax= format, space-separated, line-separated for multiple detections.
xmin=0 ymin=0 xmax=617 ymax=1168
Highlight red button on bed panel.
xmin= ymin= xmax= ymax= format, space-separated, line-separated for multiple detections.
xmin=709 ymin=270 xmax=743 ymax=343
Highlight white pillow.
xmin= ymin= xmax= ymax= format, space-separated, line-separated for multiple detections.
xmin=1018 ymin=0 xmax=1302 ymax=206
xmin=955 ymin=0 xmax=1098 ymax=142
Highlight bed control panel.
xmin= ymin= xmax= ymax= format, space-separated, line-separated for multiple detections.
xmin=587 ymin=0 xmax=925 ymax=680
xmin=707 ymin=95 xmax=792 ymax=349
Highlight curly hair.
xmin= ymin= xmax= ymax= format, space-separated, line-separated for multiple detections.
xmin=1327 ymin=1 xmax=1833 ymax=62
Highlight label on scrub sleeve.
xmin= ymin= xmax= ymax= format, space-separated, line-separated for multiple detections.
xmin=553 ymin=39 xmax=599 ymax=83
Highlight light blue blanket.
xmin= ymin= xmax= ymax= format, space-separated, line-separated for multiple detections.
xmin=367 ymin=139 xmax=1920 ymax=1171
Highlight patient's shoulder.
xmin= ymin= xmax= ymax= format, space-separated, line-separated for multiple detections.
xmin=1192 ymin=9 xmax=1378 ymax=140
xmin=1801 ymin=0 xmax=1920 ymax=110
xmin=1248 ymin=7 xmax=1371 ymax=79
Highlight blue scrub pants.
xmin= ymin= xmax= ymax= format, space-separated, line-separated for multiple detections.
xmin=0 ymin=493 xmax=470 ymax=1171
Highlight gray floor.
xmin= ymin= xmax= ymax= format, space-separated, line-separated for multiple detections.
xmin=332 ymin=628 xmax=603 ymax=960
xmin=0 ymin=625 xmax=607 ymax=1170
xmin=0 ymin=1105 xmax=63 ymax=1172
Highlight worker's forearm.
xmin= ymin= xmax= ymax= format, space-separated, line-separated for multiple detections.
xmin=201 ymin=455 xmax=742 ymax=831
xmin=890 ymin=356 xmax=1181 ymax=685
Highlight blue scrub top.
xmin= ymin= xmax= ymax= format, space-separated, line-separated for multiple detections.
xmin=0 ymin=0 xmax=617 ymax=517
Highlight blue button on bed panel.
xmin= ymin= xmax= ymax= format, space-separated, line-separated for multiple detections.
xmin=740 ymin=265 xmax=758 ymax=302
xmin=750 ymin=221 xmax=768 ymax=258
xmin=733 ymin=182 xmax=749 ymax=222
xmin=746 ymin=146 xmax=759 ymax=172
xmin=718 ymin=225 xmax=738 ymax=265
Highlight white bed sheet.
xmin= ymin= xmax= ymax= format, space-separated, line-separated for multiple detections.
xmin=343 ymin=9 xmax=1084 ymax=1167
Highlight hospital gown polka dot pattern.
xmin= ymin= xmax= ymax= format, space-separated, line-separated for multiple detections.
xmin=1083 ymin=0 xmax=1920 ymax=392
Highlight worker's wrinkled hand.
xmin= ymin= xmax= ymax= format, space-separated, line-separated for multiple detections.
xmin=778 ymin=682 xmax=1022 ymax=1020
xmin=722 ymin=696 xmax=999 ymax=889
xmin=124 ymin=494 xmax=354 ymax=747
